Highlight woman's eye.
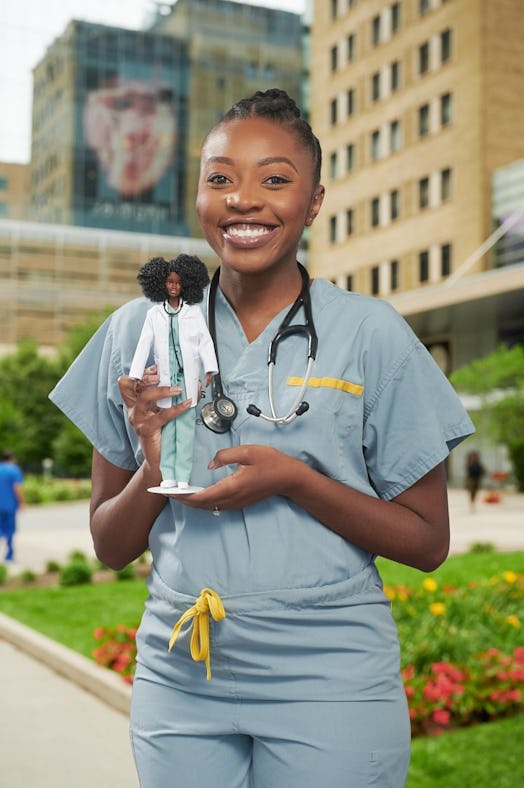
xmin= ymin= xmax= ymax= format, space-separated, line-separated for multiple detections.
xmin=207 ymin=174 xmax=230 ymax=185
xmin=264 ymin=175 xmax=291 ymax=185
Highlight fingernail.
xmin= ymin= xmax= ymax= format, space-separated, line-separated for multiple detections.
xmin=208 ymin=459 xmax=217 ymax=470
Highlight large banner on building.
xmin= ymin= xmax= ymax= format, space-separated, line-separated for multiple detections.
xmin=73 ymin=24 xmax=188 ymax=236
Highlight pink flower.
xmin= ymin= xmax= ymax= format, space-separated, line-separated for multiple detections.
xmin=432 ymin=709 xmax=451 ymax=726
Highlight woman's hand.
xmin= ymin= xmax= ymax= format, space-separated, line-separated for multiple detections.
xmin=118 ymin=375 xmax=192 ymax=471
xmin=181 ymin=444 xmax=303 ymax=512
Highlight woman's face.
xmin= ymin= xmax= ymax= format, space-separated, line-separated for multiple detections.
xmin=196 ymin=117 xmax=324 ymax=277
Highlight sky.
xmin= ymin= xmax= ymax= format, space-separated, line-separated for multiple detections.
xmin=0 ymin=0 xmax=307 ymax=164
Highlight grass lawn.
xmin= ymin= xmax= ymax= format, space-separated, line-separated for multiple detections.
xmin=1 ymin=550 xmax=523 ymax=785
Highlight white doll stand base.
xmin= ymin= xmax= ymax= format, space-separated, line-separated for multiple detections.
xmin=148 ymin=485 xmax=204 ymax=496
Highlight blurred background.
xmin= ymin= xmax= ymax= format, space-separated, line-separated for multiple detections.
xmin=0 ymin=0 xmax=523 ymax=489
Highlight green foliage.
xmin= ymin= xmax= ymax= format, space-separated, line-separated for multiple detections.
xmin=450 ymin=344 xmax=524 ymax=490
xmin=45 ymin=560 xmax=61 ymax=573
xmin=0 ymin=564 xmax=7 ymax=585
xmin=51 ymin=420 xmax=93 ymax=478
xmin=59 ymin=559 xmax=93 ymax=587
xmin=22 ymin=475 xmax=91 ymax=504
xmin=20 ymin=570 xmax=37 ymax=584
xmin=115 ymin=564 xmax=136 ymax=581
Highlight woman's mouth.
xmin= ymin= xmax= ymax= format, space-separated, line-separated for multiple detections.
xmin=222 ymin=223 xmax=277 ymax=246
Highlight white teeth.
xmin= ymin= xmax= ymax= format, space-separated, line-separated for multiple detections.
xmin=227 ymin=225 xmax=271 ymax=238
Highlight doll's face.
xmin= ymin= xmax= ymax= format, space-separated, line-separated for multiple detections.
xmin=166 ymin=272 xmax=182 ymax=304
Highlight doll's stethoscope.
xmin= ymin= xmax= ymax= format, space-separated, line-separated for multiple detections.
xmin=200 ymin=263 xmax=318 ymax=434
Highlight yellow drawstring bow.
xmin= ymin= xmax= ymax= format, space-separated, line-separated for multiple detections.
xmin=168 ymin=588 xmax=226 ymax=680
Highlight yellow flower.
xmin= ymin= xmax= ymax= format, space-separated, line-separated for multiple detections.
xmin=383 ymin=586 xmax=396 ymax=601
xmin=423 ymin=578 xmax=438 ymax=592
xmin=429 ymin=602 xmax=446 ymax=616
xmin=503 ymin=571 xmax=518 ymax=584
xmin=506 ymin=615 xmax=521 ymax=628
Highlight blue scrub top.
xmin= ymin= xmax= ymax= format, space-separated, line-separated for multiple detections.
xmin=50 ymin=278 xmax=473 ymax=598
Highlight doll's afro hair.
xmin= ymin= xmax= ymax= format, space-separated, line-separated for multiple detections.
xmin=137 ymin=254 xmax=210 ymax=304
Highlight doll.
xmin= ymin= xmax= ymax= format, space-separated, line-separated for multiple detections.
xmin=129 ymin=255 xmax=218 ymax=492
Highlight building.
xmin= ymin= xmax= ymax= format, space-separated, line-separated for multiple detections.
xmin=27 ymin=1 xmax=304 ymax=238
xmin=0 ymin=162 xmax=29 ymax=220
xmin=309 ymin=0 xmax=524 ymax=373
xmin=0 ymin=218 xmax=217 ymax=354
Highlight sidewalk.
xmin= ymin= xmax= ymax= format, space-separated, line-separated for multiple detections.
xmin=0 ymin=489 xmax=522 ymax=788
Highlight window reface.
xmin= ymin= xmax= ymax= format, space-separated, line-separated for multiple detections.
xmin=371 ymin=197 xmax=380 ymax=227
xmin=331 ymin=0 xmax=338 ymax=20
xmin=441 ymin=243 xmax=452 ymax=276
xmin=347 ymin=143 xmax=355 ymax=172
xmin=346 ymin=208 xmax=354 ymax=235
xmin=330 ymin=152 xmax=338 ymax=179
xmin=441 ymin=167 xmax=452 ymax=201
xmin=419 ymin=0 xmax=430 ymax=14
xmin=331 ymin=45 xmax=338 ymax=72
xmin=391 ymin=60 xmax=401 ymax=91
xmin=419 ymin=41 xmax=429 ymax=74
xmin=441 ymin=92 xmax=453 ymax=126
xmin=347 ymin=88 xmax=355 ymax=116
xmin=441 ymin=28 xmax=453 ymax=62
xmin=418 ymin=104 xmax=430 ymax=137
xmin=371 ymin=72 xmax=380 ymax=102
xmin=371 ymin=266 xmax=380 ymax=295
xmin=346 ymin=274 xmax=353 ymax=291
xmin=331 ymin=97 xmax=338 ymax=125
xmin=371 ymin=129 xmax=381 ymax=160
xmin=419 ymin=176 xmax=430 ymax=209
xmin=330 ymin=215 xmax=338 ymax=243
xmin=390 ymin=189 xmax=400 ymax=220
xmin=391 ymin=2 xmax=401 ymax=33
xmin=390 ymin=119 xmax=401 ymax=152
xmin=347 ymin=33 xmax=355 ymax=62
xmin=390 ymin=259 xmax=399 ymax=291
xmin=419 ymin=250 xmax=429 ymax=282
xmin=372 ymin=15 xmax=381 ymax=46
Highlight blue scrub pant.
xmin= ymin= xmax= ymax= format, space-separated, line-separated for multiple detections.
xmin=0 ymin=510 xmax=16 ymax=560
xmin=130 ymin=669 xmax=411 ymax=787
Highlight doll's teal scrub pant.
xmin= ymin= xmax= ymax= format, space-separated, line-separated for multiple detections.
xmin=130 ymin=670 xmax=411 ymax=787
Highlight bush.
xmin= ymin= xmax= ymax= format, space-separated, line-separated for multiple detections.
xmin=45 ymin=560 xmax=61 ymax=573
xmin=92 ymin=625 xmax=138 ymax=683
xmin=115 ymin=564 xmax=136 ymax=581
xmin=0 ymin=564 xmax=7 ymax=585
xmin=59 ymin=560 xmax=93 ymax=587
xmin=20 ymin=570 xmax=37 ymax=584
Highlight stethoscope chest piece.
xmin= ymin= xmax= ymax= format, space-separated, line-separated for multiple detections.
xmin=201 ymin=381 xmax=238 ymax=434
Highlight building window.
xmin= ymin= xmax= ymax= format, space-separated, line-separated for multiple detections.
xmin=391 ymin=2 xmax=401 ymax=33
xmin=441 ymin=28 xmax=453 ymax=63
xmin=346 ymin=208 xmax=354 ymax=235
xmin=441 ymin=92 xmax=453 ymax=126
xmin=0 ymin=176 xmax=8 ymax=190
xmin=371 ymin=197 xmax=380 ymax=227
xmin=331 ymin=0 xmax=338 ymax=19
xmin=419 ymin=250 xmax=429 ymax=282
xmin=390 ymin=119 xmax=401 ymax=152
xmin=346 ymin=274 xmax=353 ymax=291
xmin=371 ymin=72 xmax=380 ymax=102
xmin=347 ymin=33 xmax=355 ymax=62
xmin=372 ymin=15 xmax=381 ymax=46
xmin=347 ymin=88 xmax=355 ymax=116
xmin=330 ymin=152 xmax=338 ymax=179
xmin=441 ymin=167 xmax=452 ymax=201
xmin=418 ymin=104 xmax=430 ymax=137
xmin=331 ymin=45 xmax=338 ymax=72
xmin=390 ymin=189 xmax=400 ymax=221
xmin=347 ymin=143 xmax=355 ymax=171
xmin=441 ymin=243 xmax=452 ymax=276
xmin=330 ymin=98 xmax=338 ymax=125
xmin=419 ymin=41 xmax=430 ymax=74
xmin=419 ymin=0 xmax=430 ymax=14
xmin=371 ymin=129 xmax=381 ymax=161
xmin=330 ymin=215 xmax=338 ymax=243
xmin=419 ymin=176 xmax=430 ymax=209
xmin=371 ymin=266 xmax=380 ymax=295
xmin=391 ymin=60 xmax=401 ymax=91
xmin=390 ymin=259 xmax=399 ymax=291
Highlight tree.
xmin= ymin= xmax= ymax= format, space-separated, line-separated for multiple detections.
xmin=450 ymin=344 xmax=524 ymax=491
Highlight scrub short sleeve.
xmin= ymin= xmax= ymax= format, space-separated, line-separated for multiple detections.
xmin=49 ymin=299 xmax=150 ymax=471
xmin=361 ymin=306 xmax=474 ymax=501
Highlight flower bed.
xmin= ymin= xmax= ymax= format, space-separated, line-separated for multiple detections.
xmin=92 ymin=569 xmax=524 ymax=736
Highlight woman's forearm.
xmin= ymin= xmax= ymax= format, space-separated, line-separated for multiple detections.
xmin=89 ymin=450 xmax=166 ymax=569
xmin=285 ymin=459 xmax=450 ymax=572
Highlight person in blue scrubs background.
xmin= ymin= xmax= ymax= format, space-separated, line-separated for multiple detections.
xmin=50 ymin=88 xmax=474 ymax=787
xmin=0 ymin=450 xmax=24 ymax=563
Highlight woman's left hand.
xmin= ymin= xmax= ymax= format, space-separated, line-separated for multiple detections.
xmin=182 ymin=445 xmax=302 ymax=512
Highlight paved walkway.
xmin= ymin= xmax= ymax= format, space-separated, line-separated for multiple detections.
xmin=0 ymin=489 xmax=522 ymax=787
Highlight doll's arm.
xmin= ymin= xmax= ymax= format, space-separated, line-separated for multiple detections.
xmin=129 ymin=313 xmax=155 ymax=379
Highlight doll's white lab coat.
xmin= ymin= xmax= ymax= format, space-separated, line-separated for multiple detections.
xmin=129 ymin=301 xmax=218 ymax=408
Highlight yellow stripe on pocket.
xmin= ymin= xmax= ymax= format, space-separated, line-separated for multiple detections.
xmin=287 ymin=376 xmax=364 ymax=397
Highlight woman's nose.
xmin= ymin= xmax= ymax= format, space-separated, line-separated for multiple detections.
xmin=225 ymin=190 xmax=261 ymax=211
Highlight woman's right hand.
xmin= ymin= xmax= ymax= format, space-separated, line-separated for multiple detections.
xmin=117 ymin=375 xmax=192 ymax=471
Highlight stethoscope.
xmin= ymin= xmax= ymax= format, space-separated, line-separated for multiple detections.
xmin=200 ymin=263 xmax=318 ymax=434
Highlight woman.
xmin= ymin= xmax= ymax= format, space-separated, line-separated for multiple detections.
xmin=50 ymin=89 xmax=474 ymax=787
xmin=129 ymin=254 xmax=218 ymax=489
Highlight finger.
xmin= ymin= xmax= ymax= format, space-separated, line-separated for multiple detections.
xmin=207 ymin=445 xmax=251 ymax=470
xmin=118 ymin=375 xmax=140 ymax=407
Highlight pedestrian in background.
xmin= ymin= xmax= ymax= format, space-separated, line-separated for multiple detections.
xmin=465 ymin=450 xmax=486 ymax=511
xmin=0 ymin=449 xmax=25 ymax=562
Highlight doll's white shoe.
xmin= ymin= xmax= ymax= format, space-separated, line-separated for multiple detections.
xmin=177 ymin=481 xmax=189 ymax=490
xmin=160 ymin=480 xmax=177 ymax=488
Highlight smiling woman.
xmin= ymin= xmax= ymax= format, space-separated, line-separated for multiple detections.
xmin=50 ymin=88 xmax=474 ymax=788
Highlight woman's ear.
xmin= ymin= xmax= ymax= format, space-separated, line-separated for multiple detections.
xmin=305 ymin=186 xmax=325 ymax=226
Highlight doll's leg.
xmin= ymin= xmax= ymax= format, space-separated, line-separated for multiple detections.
xmin=159 ymin=418 xmax=177 ymax=484
xmin=173 ymin=407 xmax=197 ymax=485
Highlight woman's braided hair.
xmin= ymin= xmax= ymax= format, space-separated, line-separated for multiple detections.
xmin=214 ymin=88 xmax=322 ymax=185
xmin=137 ymin=254 xmax=210 ymax=304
